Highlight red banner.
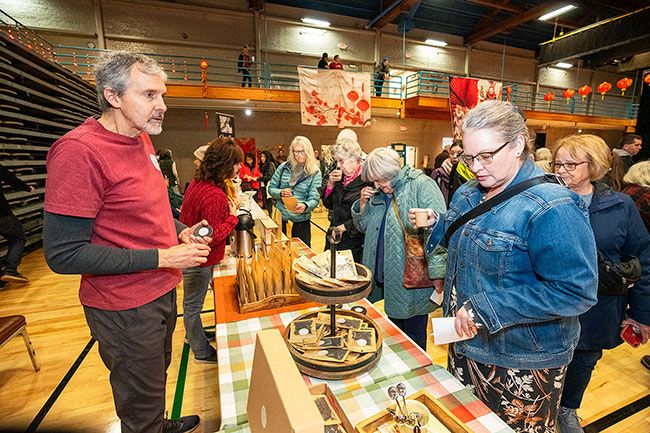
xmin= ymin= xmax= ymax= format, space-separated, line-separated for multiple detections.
xmin=448 ymin=77 xmax=502 ymax=139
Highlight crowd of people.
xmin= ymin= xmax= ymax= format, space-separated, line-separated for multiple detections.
xmin=38 ymin=50 xmax=649 ymax=433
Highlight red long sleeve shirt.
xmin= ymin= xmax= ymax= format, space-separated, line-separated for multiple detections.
xmin=180 ymin=179 xmax=238 ymax=266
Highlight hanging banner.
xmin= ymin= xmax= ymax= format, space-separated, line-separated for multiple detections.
xmin=298 ymin=67 xmax=371 ymax=127
xmin=448 ymin=77 xmax=502 ymax=139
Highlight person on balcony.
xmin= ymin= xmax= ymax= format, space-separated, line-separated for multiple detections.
xmin=328 ymin=55 xmax=343 ymax=70
xmin=317 ymin=52 xmax=329 ymax=69
xmin=373 ymin=57 xmax=390 ymax=97
xmin=238 ymin=44 xmax=252 ymax=88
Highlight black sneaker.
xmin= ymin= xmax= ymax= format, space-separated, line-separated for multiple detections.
xmin=204 ymin=329 xmax=216 ymax=341
xmin=1 ymin=270 xmax=28 ymax=283
xmin=162 ymin=415 xmax=200 ymax=433
xmin=194 ymin=350 xmax=218 ymax=364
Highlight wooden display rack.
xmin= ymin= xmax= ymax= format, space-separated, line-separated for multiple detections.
xmin=355 ymin=390 xmax=473 ymax=433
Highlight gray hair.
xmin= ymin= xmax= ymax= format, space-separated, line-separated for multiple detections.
xmin=94 ymin=51 xmax=167 ymax=112
xmin=461 ymin=100 xmax=530 ymax=160
xmin=336 ymin=128 xmax=358 ymax=144
xmin=361 ymin=147 xmax=401 ymax=182
xmin=333 ymin=138 xmax=363 ymax=162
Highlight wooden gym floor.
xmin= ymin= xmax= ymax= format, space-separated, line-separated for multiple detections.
xmin=0 ymin=208 xmax=648 ymax=433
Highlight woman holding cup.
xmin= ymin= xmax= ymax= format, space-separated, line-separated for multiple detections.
xmin=322 ymin=138 xmax=371 ymax=262
xmin=268 ymin=136 xmax=322 ymax=246
xmin=410 ymin=101 xmax=598 ymax=431
xmin=351 ymin=147 xmax=446 ymax=349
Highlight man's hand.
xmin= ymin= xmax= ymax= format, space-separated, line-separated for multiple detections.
xmin=179 ymin=220 xmax=212 ymax=245
xmin=158 ymin=243 xmax=210 ymax=269
xmin=621 ymin=317 xmax=650 ymax=345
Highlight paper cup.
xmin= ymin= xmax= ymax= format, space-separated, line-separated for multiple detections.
xmin=414 ymin=209 xmax=429 ymax=228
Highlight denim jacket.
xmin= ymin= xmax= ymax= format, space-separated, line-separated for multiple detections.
xmin=426 ymin=159 xmax=598 ymax=369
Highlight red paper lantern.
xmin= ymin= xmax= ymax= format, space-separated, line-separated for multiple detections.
xmin=505 ymin=85 xmax=512 ymax=102
xmin=543 ymin=92 xmax=555 ymax=108
xmin=563 ymin=88 xmax=575 ymax=104
xmin=616 ymin=78 xmax=633 ymax=96
xmin=579 ymin=85 xmax=592 ymax=100
xmin=644 ymin=74 xmax=650 ymax=86
xmin=597 ymin=81 xmax=612 ymax=100
xmin=200 ymin=60 xmax=209 ymax=97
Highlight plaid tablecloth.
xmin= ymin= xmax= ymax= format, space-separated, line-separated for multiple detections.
xmin=216 ymin=298 xmax=433 ymax=429
xmin=217 ymin=364 xmax=514 ymax=433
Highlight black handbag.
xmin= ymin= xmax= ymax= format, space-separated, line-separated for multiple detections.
xmin=597 ymin=252 xmax=642 ymax=295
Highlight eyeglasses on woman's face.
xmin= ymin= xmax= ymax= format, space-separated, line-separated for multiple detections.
xmin=292 ymin=149 xmax=306 ymax=155
xmin=553 ymin=161 xmax=588 ymax=172
xmin=459 ymin=141 xmax=510 ymax=166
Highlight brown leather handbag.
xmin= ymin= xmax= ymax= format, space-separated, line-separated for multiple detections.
xmin=392 ymin=198 xmax=437 ymax=289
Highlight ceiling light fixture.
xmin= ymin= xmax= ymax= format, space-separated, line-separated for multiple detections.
xmin=539 ymin=5 xmax=577 ymax=21
xmin=301 ymin=18 xmax=331 ymax=27
xmin=245 ymin=109 xmax=252 ymax=116
xmin=554 ymin=62 xmax=573 ymax=68
xmin=424 ymin=39 xmax=448 ymax=47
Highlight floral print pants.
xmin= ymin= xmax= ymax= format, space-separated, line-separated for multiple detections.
xmin=448 ymin=345 xmax=567 ymax=433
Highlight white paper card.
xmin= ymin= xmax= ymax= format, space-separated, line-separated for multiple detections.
xmin=431 ymin=317 xmax=474 ymax=345
xmin=429 ymin=290 xmax=443 ymax=305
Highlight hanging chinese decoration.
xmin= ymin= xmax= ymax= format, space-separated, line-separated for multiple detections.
xmin=579 ymin=85 xmax=592 ymax=100
xmin=543 ymin=92 xmax=555 ymax=108
xmin=204 ymin=112 xmax=209 ymax=130
xmin=505 ymin=86 xmax=512 ymax=102
xmin=183 ymin=61 xmax=188 ymax=81
xmin=597 ymin=81 xmax=611 ymax=100
xmin=645 ymin=73 xmax=650 ymax=86
xmin=616 ymin=78 xmax=633 ymax=96
xmin=563 ymin=88 xmax=575 ymax=104
xmin=200 ymin=60 xmax=209 ymax=97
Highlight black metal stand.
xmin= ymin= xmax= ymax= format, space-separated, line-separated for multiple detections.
xmin=329 ymin=241 xmax=337 ymax=337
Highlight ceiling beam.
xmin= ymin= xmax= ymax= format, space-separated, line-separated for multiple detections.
xmin=369 ymin=0 xmax=421 ymax=29
xmin=466 ymin=0 xmax=580 ymax=29
xmin=470 ymin=0 xmax=511 ymax=33
xmin=464 ymin=1 xmax=567 ymax=46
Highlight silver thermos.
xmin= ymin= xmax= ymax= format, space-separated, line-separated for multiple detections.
xmin=233 ymin=209 xmax=256 ymax=258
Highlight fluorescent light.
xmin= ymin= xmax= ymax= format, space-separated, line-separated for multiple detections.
xmin=299 ymin=27 xmax=326 ymax=36
xmin=301 ymin=18 xmax=330 ymax=27
xmin=425 ymin=39 xmax=448 ymax=47
xmin=245 ymin=109 xmax=252 ymax=116
xmin=554 ymin=62 xmax=573 ymax=68
xmin=539 ymin=5 xmax=577 ymax=21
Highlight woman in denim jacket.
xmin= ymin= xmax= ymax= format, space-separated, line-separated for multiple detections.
xmin=552 ymin=135 xmax=650 ymax=433
xmin=413 ymin=101 xmax=598 ymax=432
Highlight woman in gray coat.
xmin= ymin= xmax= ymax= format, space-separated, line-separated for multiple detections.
xmin=351 ymin=148 xmax=446 ymax=349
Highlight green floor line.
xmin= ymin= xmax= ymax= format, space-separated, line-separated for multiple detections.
xmin=171 ymin=342 xmax=190 ymax=419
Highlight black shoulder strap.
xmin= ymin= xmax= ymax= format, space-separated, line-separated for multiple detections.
xmin=444 ymin=174 xmax=563 ymax=244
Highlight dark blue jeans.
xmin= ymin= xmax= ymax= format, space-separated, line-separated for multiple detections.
xmin=560 ymin=348 xmax=603 ymax=409
xmin=0 ymin=213 xmax=26 ymax=272
xmin=389 ymin=314 xmax=429 ymax=350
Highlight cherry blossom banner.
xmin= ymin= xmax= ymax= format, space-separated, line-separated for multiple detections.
xmin=448 ymin=77 xmax=502 ymax=139
xmin=298 ymin=67 xmax=371 ymax=127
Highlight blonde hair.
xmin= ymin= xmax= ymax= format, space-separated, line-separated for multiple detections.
xmin=553 ymin=134 xmax=612 ymax=181
xmin=623 ymin=161 xmax=650 ymax=188
xmin=288 ymin=136 xmax=320 ymax=176
xmin=361 ymin=147 xmax=401 ymax=182
xmin=461 ymin=100 xmax=530 ymax=160
xmin=535 ymin=147 xmax=552 ymax=162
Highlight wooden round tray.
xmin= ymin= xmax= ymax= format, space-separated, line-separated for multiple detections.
xmin=294 ymin=263 xmax=373 ymax=305
xmin=284 ymin=309 xmax=382 ymax=380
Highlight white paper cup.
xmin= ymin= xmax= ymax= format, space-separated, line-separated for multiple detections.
xmin=413 ymin=208 xmax=429 ymax=228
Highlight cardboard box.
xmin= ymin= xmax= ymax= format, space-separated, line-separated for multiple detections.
xmin=247 ymin=329 xmax=354 ymax=433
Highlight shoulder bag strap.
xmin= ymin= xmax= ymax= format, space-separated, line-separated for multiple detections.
xmin=444 ymin=174 xmax=561 ymax=244
xmin=391 ymin=195 xmax=406 ymax=233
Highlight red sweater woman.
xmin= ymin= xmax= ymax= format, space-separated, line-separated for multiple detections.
xmin=179 ymin=138 xmax=242 ymax=363
xmin=239 ymin=152 xmax=261 ymax=191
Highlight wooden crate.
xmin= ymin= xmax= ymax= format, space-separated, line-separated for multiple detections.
xmin=355 ymin=390 xmax=473 ymax=433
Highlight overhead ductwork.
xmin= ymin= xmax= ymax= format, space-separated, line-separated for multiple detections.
xmin=538 ymin=6 xmax=650 ymax=68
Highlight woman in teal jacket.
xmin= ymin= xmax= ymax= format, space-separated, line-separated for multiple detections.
xmin=351 ymin=147 xmax=446 ymax=349
xmin=268 ymin=136 xmax=322 ymax=246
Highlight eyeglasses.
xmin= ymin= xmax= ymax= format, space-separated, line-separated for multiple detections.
xmin=293 ymin=150 xmax=306 ymax=155
xmin=553 ymin=161 xmax=588 ymax=172
xmin=459 ymin=141 xmax=510 ymax=166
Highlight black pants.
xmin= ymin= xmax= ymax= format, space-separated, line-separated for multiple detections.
xmin=84 ymin=290 xmax=177 ymax=433
xmin=282 ymin=219 xmax=311 ymax=247
xmin=241 ymin=70 xmax=252 ymax=87
xmin=375 ymin=78 xmax=385 ymax=97
xmin=560 ymin=348 xmax=604 ymax=409
xmin=0 ymin=213 xmax=26 ymax=272
xmin=389 ymin=314 xmax=428 ymax=350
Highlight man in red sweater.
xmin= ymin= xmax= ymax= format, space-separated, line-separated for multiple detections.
xmin=328 ymin=54 xmax=344 ymax=70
